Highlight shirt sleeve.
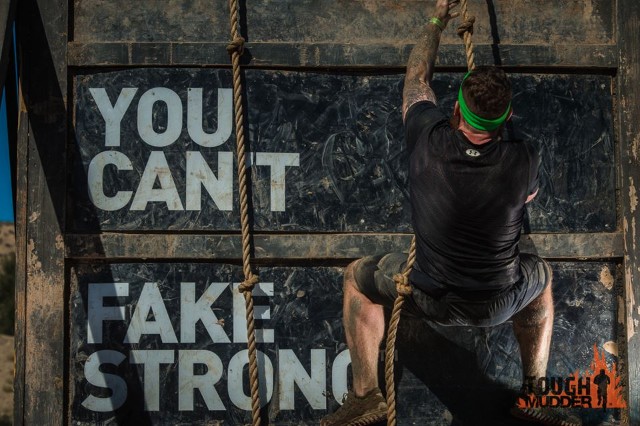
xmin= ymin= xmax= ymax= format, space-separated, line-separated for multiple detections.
xmin=527 ymin=145 xmax=542 ymax=196
xmin=404 ymin=101 xmax=449 ymax=154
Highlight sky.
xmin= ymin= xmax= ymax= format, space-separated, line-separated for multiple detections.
xmin=0 ymin=90 xmax=13 ymax=223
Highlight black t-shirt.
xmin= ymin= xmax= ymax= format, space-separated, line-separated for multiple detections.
xmin=405 ymin=101 xmax=540 ymax=292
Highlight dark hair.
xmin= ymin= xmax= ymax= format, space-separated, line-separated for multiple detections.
xmin=461 ymin=66 xmax=512 ymax=119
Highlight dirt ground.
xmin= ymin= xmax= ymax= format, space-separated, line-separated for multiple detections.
xmin=0 ymin=334 xmax=13 ymax=424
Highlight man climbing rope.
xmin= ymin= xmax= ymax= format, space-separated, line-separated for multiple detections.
xmin=321 ymin=1 xmax=581 ymax=425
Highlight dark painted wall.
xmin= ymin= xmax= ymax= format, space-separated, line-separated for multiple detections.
xmin=70 ymin=262 xmax=623 ymax=425
xmin=70 ymin=69 xmax=615 ymax=233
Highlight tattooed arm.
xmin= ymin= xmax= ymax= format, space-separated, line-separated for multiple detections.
xmin=402 ymin=0 xmax=460 ymax=122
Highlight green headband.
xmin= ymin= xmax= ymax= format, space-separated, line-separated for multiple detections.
xmin=458 ymin=71 xmax=511 ymax=131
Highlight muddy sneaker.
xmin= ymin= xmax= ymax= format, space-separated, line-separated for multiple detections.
xmin=510 ymin=405 xmax=582 ymax=426
xmin=320 ymin=388 xmax=387 ymax=426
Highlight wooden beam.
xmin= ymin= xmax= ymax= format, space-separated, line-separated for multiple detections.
xmin=71 ymin=0 xmax=615 ymax=49
xmin=16 ymin=0 xmax=67 ymax=424
xmin=12 ymin=96 xmax=27 ymax=426
xmin=617 ymin=0 xmax=640 ymax=421
xmin=65 ymin=232 xmax=623 ymax=261
xmin=67 ymin=42 xmax=617 ymax=70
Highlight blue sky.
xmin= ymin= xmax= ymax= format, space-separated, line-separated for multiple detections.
xmin=0 ymin=90 xmax=13 ymax=223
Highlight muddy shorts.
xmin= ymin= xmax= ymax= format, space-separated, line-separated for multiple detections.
xmin=353 ymin=252 xmax=551 ymax=327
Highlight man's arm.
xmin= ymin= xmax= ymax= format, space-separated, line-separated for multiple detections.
xmin=402 ymin=0 xmax=459 ymax=122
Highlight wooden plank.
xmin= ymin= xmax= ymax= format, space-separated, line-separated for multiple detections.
xmin=617 ymin=0 xmax=640 ymax=421
xmin=71 ymin=0 xmax=614 ymax=47
xmin=12 ymin=100 xmax=28 ymax=426
xmin=65 ymin=232 xmax=624 ymax=261
xmin=67 ymin=42 xmax=618 ymax=69
xmin=16 ymin=0 xmax=67 ymax=424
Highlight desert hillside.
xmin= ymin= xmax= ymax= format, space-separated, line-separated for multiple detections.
xmin=0 ymin=224 xmax=14 ymax=257
xmin=0 ymin=222 xmax=14 ymax=424
xmin=0 ymin=334 xmax=12 ymax=424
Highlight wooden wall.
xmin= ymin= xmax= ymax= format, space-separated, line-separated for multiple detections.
xmin=13 ymin=0 xmax=640 ymax=424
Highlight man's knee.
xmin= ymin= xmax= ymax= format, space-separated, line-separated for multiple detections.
xmin=344 ymin=259 xmax=363 ymax=291
xmin=514 ymin=284 xmax=553 ymax=327
xmin=541 ymin=258 xmax=553 ymax=288
xmin=512 ymin=256 xmax=554 ymax=325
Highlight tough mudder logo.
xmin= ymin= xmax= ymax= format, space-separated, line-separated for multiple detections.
xmin=517 ymin=345 xmax=627 ymax=410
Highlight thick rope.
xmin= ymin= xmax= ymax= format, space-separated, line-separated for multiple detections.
xmin=384 ymin=237 xmax=415 ymax=426
xmin=227 ymin=0 xmax=262 ymax=424
xmin=385 ymin=4 xmax=476 ymax=424
xmin=458 ymin=0 xmax=477 ymax=71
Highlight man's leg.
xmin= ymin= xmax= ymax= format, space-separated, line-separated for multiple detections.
xmin=342 ymin=259 xmax=386 ymax=396
xmin=321 ymin=257 xmax=395 ymax=426
xmin=512 ymin=280 xmax=554 ymax=383
xmin=510 ymin=259 xmax=582 ymax=425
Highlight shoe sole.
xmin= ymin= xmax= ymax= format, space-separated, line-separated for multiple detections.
xmin=320 ymin=409 xmax=386 ymax=426
xmin=510 ymin=406 xmax=581 ymax=426
xmin=345 ymin=410 xmax=387 ymax=426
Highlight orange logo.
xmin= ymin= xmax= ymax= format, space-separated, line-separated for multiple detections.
xmin=517 ymin=344 xmax=627 ymax=410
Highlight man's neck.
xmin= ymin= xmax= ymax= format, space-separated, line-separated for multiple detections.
xmin=458 ymin=122 xmax=496 ymax=145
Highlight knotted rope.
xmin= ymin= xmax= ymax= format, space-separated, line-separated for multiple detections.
xmin=458 ymin=0 xmax=477 ymax=71
xmin=227 ymin=0 xmax=262 ymax=424
xmin=384 ymin=237 xmax=416 ymax=426
xmin=385 ymin=3 xmax=476 ymax=424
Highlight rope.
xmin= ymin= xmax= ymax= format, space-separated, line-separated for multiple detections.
xmin=385 ymin=4 xmax=476 ymax=424
xmin=227 ymin=0 xmax=262 ymax=424
xmin=384 ymin=237 xmax=415 ymax=426
xmin=458 ymin=0 xmax=477 ymax=71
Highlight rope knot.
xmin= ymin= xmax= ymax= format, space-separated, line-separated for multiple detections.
xmin=456 ymin=16 xmax=475 ymax=38
xmin=393 ymin=273 xmax=412 ymax=296
xmin=238 ymin=273 xmax=259 ymax=293
xmin=226 ymin=36 xmax=246 ymax=55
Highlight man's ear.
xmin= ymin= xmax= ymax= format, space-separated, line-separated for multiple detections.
xmin=450 ymin=101 xmax=461 ymax=129
xmin=453 ymin=101 xmax=460 ymax=117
